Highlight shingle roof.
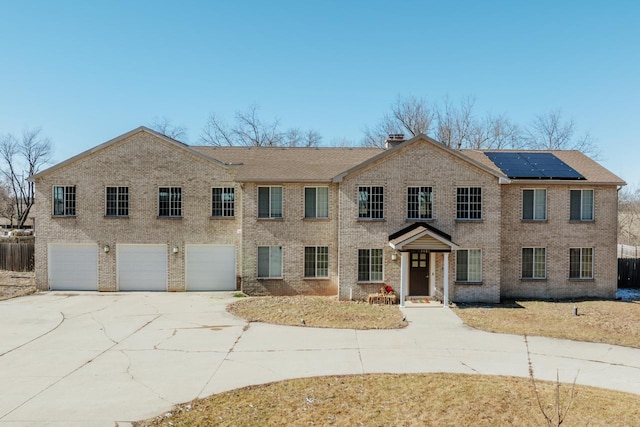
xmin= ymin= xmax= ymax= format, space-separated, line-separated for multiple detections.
xmin=191 ymin=146 xmax=383 ymax=182
xmin=463 ymin=150 xmax=625 ymax=185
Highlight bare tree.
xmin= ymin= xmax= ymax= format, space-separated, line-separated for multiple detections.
xmin=200 ymin=104 xmax=321 ymax=147
xmin=467 ymin=114 xmax=522 ymax=150
xmin=0 ymin=127 xmax=53 ymax=228
xmin=524 ymin=110 xmax=601 ymax=159
xmin=619 ymin=187 xmax=640 ymax=245
xmin=0 ymin=184 xmax=16 ymax=226
xmin=435 ymin=96 xmax=476 ymax=149
xmin=149 ymin=116 xmax=188 ymax=141
xmin=362 ymin=95 xmax=434 ymax=147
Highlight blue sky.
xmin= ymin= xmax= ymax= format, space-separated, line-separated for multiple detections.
xmin=1 ymin=1 xmax=638 ymax=187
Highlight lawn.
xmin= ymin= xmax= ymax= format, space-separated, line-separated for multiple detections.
xmin=135 ymin=373 xmax=640 ymax=426
xmin=227 ymin=295 xmax=407 ymax=329
xmin=0 ymin=270 xmax=36 ymax=301
xmin=454 ymin=297 xmax=640 ymax=348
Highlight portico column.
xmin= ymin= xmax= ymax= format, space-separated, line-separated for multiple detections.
xmin=443 ymin=252 xmax=450 ymax=308
xmin=400 ymin=251 xmax=409 ymax=307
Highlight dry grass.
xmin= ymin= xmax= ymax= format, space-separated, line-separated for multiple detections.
xmin=135 ymin=373 xmax=640 ymax=426
xmin=227 ymin=295 xmax=407 ymax=329
xmin=454 ymin=299 xmax=640 ymax=348
xmin=0 ymin=270 xmax=36 ymax=301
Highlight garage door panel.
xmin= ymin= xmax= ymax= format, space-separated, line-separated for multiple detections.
xmin=186 ymin=245 xmax=235 ymax=291
xmin=49 ymin=244 xmax=98 ymax=291
xmin=117 ymin=245 xmax=167 ymax=291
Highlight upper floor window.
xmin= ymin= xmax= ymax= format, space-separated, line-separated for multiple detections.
xmin=305 ymin=187 xmax=329 ymax=219
xmin=456 ymin=249 xmax=482 ymax=283
xmin=570 ymin=189 xmax=594 ymax=221
xmin=358 ymin=248 xmax=383 ymax=281
xmin=456 ymin=187 xmax=482 ymax=220
xmin=105 ymin=186 xmax=129 ymax=217
xmin=407 ymin=186 xmax=433 ymax=220
xmin=158 ymin=187 xmax=182 ymax=217
xmin=523 ymin=189 xmax=546 ymax=220
xmin=258 ymin=186 xmax=283 ymax=218
xmin=258 ymin=246 xmax=282 ymax=278
xmin=212 ymin=187 xmax=235 ymax=217
xmin=522 ymin=247 xmax=546 ymax=279
xmin=53 ymin=186 xmax=76 ymax=216
xmin=358 ymin=186 xmax=384 ymax=219
xmin=304 ymin=246 xmax=329 ymax=278
xmin=570 ymin=247 xmax=593 ymax=279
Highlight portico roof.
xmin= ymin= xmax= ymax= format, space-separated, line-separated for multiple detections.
xmin=389 ymin=222 xmax=459 ymax=252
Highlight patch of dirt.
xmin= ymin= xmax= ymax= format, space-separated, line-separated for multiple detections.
xmin=0 ymin=270 xmax=36 ymax=301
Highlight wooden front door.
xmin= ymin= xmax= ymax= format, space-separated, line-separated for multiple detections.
xmin=409 ymin=252 xmax=429 ymax=295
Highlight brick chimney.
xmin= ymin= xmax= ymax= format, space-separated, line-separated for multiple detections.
xmin=385 ymin=133 xmax=405 ymax=149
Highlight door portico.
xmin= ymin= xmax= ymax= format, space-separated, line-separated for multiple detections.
xmin=389 ymin=223 xmax=459 ymax=308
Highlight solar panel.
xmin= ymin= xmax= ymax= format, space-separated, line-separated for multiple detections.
xmin=484 ymin=152 xmax=585 ymax=180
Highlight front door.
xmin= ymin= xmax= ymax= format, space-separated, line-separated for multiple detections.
xmin=409 ymin=251 xmax=429 ymax=295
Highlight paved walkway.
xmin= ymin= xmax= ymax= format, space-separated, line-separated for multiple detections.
xmin=0 ymin=292 xmax=639 ymax=426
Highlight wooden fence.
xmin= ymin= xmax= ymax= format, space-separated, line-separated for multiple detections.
xmin=618 ymin=258 xmax=640 ymax=289
xmin=0 ymin=242 xmax=34 ymax=272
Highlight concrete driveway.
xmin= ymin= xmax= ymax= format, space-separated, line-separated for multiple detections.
xmin=1 ymin=292 xmax=639 ymax=426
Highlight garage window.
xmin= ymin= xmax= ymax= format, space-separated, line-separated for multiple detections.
xmin=106 ymin=186 xmax=129 ymax=217
xmin=159 ymin=187 xmax=182 ymax=217
xmin=53 ymin=186 xmax=76 ymax=216
xmin=258 ymin=246 xmax=282 ymax=278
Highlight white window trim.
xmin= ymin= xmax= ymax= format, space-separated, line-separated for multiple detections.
xmin=456 ymin=187 xmax=482 ymax=220
xmin=358 ymin=186 xmax=384 ymax=220
xmin=456 ymin=248 xmax=482 ymax=283
xmin=523 ymin=188 xmax=547 ymax=221
xmin=304 ymin=186 xmax=329 ymax=219
xmin=571 ymin=189 xmax=594 ymax=221
xmin=569 ymin=247 xmax=594 ymax=279
xmin=211 ymin=187 xmax=235 ymax=218
xmin=522 ymin=247 xmax=547 ymax=279
xmin=357 ymin=248 xmax=384 ymax=282
xmin=304 ymin=246 xmax=329 ymax=278
xmin=257 ymin=246 xmax=283 ymax=279
xmin=407 ymin=186 xmax=433 ymax=220
xmin=258 ymin=186 xmax=283 ymax=219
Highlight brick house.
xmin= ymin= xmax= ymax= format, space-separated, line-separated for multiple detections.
xmin=31 ymin=126 xmax=625 ymax=303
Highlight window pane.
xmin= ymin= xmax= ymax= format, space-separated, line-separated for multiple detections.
xmin=456 ymin=250 xmax=468 ymax=281
xmin=317 ymin=246 xmax=328 ymax=277
xmin=53 ymin=187 xmax=64 ymax=215
xmin=522 ymin=190 xmax=533 ymax=220
xmin=468 ymin=249 xmax=482 ymax=281
xmin=569 ymin=248 xmax=581 ymax=278
xmin=570 ymin=190 xmax=581 ymax=220
xmin=358 ymin=187 xmax=369 ymax=218
xmin=456 ymin=188 xmax=468 ymax=219
xmin=212 ymin=188 xmax=222 ymax=216
xmin=522 ymin=248 xmax=533 ymax=278
xmin=407 ymin=187 xmax=418 ymax=219
xmin=370 ymin=249 xmax=383 ymax=281
xmin=270 ymin=246 xmax=282 ymax=277
xmin=358 ymin=249 xmax=370 ymax=281
xmin=582 ymin=190 xmax=594 ymax=221
xmin=534 ymin=189 xmax=546 ymax=220
xmin=533 ymin=248 xmax=546 ymax=278
xmin=304 ymin=247 xmax=316 ymax=277
xmin=258 ymin=247 xmax=270 ymax=277
xmin=258 ymin=187 xmax=270 ymax=218
xmin=317 ymin=187 xmax=329 ymax=218
xmin=469 ymin=187 xmax=482 ymax=219
xmin=582 ymin=248 xmax=593 ymax=278
xmin=304 ymin=188 xmax=316 ymax=218
xmin=271 ymin=187 xmax=282 ymax=218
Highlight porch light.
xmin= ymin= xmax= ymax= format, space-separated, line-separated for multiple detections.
xmin=391 ymin=252 xmax=397 ymax=261
xmin=172 ymin=246 xmax=179 ymax=254
xmin=103 ymin=245 xmax=110 ymax=253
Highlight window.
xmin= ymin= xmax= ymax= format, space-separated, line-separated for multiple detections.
xmin=212 ymin=187 xmax=235 ymax=217
xmin=522 ymin=248 xmax=546 ymax=279
xmin=407 ymin=186 xmax=433 ymax=219
xmin=570 ymin=248 xmax=593 ymax=279
xmin=523 ymin=189 xmax=546 ymax=220
xmin=258 ymin=186 xmax=283 ymax=218
xmin=456 ymin=187 xmax=482 ymax=220
xmin=257 ymin=246 xmax=282 ymax=278
xmin=358 ymin=186 xmax=384 ymax=219
xmin=105 ymin=186 xmax=129 ymax=217
xmin=53 ymin=186 xmax=76 ymax=216
xmin=358 ymin=249 xmax=383 ymax=281
xmin=158 ymin=187 xmax=182 ymax=217
xmin=304 ymin=187 xmax=329 ymax=219
xmin=304 ymin=246 xmax=329 ymax=278
xmin=570 ymin=189 xmax=594 ymax=221
xmin=456 ymin=249 xmax=482 ymax=282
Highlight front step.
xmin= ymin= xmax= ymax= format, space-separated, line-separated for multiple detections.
xmin=404 ymin=296 xmax=444 ymax=307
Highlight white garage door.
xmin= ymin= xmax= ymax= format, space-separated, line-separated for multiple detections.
xmin=186 ymin=245 xmax=236 ymax=291
xmin=48 ymin=243 xmax=98 ymax=291
xmin=117 ymin=244 xmax=167 ymax=291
